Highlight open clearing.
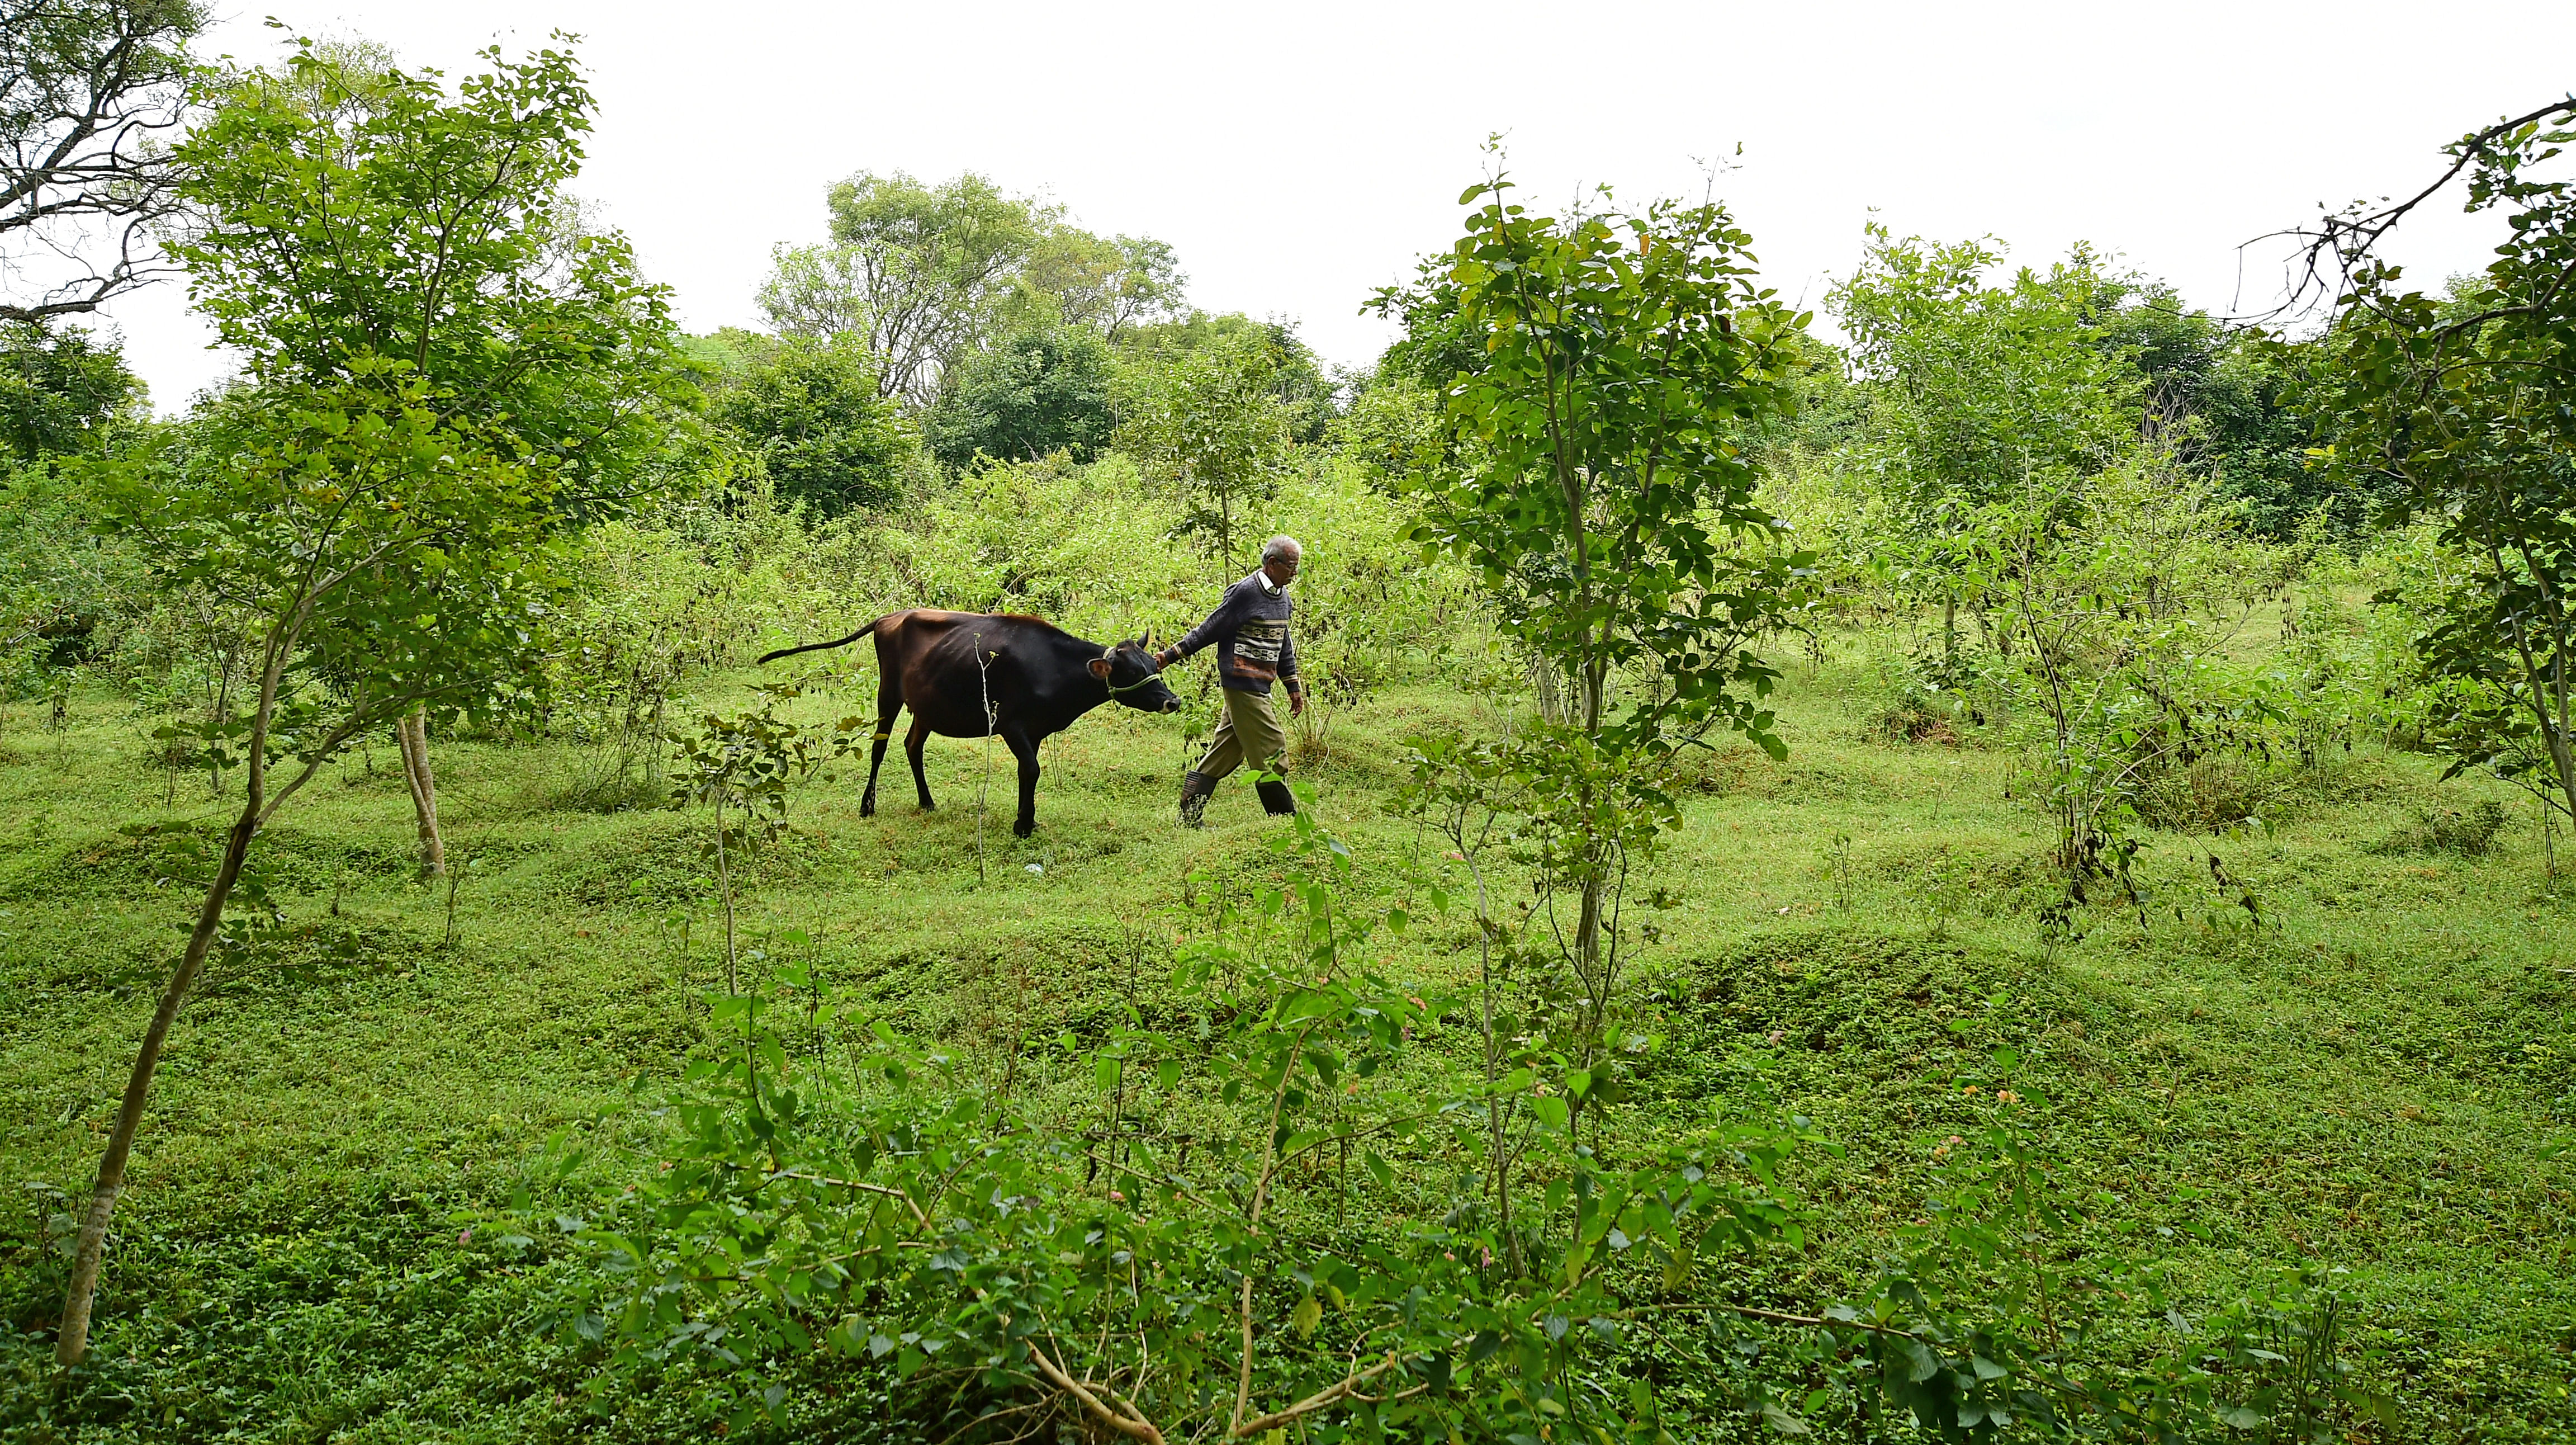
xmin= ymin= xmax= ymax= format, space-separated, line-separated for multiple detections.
xmin=4 ymin=641 xmax=2571 ymax=1441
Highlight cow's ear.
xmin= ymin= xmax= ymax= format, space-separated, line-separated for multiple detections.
xmin=1087 ymin=657 xmax=1114 ymax=679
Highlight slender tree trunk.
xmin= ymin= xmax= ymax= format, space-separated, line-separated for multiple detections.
xmin=58 ymin=606 xmax=310 ymax=1367
xmin=714 ymin=794 xmax=738 ymax=997
xmin=398 ymin=710 xmax=445 ymax=877
xmin=1571 ymin=660 xmax=1609 ymax=1109
xmin=56 ymin=798 xmax=257 ymax=1365
xmin=1464 ymin=841 xmax=1518 ymax=1276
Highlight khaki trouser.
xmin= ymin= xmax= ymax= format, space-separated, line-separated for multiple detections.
xmin=1194 ymin=686 xmax=1288 ymax=782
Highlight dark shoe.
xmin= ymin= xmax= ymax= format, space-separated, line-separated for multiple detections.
xmin=1256 ymin=778 xmax=1296 ymax=817
xmin=1178 ymin=770 xmax=1215 ymax=828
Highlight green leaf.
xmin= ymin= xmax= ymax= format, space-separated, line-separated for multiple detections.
xmin=1290 ymin=1294 xmax=1321 ymax=1337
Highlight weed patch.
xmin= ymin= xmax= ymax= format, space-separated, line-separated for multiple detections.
xmin=2369 ymin=800 xmax=2512 ymax=858
xmin=2137 ymin=753 xmax=2288 ymax=832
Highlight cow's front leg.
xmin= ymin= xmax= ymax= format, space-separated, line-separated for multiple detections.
xmin=1003 ymin=726 xmax=1041 ymax=838
xmin=906 ymin=717 xmax=936 ymax=811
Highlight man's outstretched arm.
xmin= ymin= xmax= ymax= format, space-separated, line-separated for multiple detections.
xmin=1160 ymin=585 xmax=1243 ymax=668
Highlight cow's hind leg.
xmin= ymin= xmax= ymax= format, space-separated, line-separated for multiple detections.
xmin=906 ymin=717 xmax=936 ymax=811
xmin=860 ymin=698 xmax=900 ymax=817
xmin=1003 ymin=726 xmax=1041 ymax=838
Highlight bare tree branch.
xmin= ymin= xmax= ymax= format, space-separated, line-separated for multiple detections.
xmin=2246 ymin=95 xmax=2576 ymax=326
xmin=1 ymin=0 xmax=201 ymax=322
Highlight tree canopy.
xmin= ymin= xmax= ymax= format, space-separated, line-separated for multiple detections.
xmin=759 ymin=169 xmax=1182 ymax=409
xmin=1 ymin=317 xmax=141 ymax=460
xmin=2302 ymin=101 xmax=2576 ymax=828
xmin=921 ymin=323 xmax=1113 ymax=471
xmin=700 ymin=330 xmax=913 ymax=514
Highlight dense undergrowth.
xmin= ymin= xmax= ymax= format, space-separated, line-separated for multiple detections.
xmin=2 ymin=639 xmax=2570 ymax=1442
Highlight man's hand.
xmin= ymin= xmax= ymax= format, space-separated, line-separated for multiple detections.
xmin=1154 ymin=648 xmax=1179 ymax=669
xmin=1287 ymin=687 xmax=1305 ymax=716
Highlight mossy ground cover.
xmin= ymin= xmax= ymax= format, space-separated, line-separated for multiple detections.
xmin=2 ymin=641 xmax=2571 ymax=1441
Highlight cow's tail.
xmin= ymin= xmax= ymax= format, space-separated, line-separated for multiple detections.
xmin=756 ymin=616 xmax=884 ymax=667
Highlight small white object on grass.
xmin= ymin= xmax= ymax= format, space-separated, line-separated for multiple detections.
xmin=1026 ymin=863 xmax=1044 ymax=875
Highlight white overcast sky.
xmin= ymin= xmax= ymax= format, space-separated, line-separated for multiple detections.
xmin=87 ymin=0 xmax=2576 ymax=412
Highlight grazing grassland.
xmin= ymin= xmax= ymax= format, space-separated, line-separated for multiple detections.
xmin=3 ymin=636 xmax=2572 ymax=1442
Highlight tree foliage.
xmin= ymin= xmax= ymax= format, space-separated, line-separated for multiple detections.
xmin=1831 ymin=232 xmax=2138 ymax=558
xmin=1009 ymin=226 xmax=1182 ymax=339
xmin=760 ymin=170 xmax=1182 ymax=409
xmin=1381 ymin=169 xmax=1807 ymax=751
xmin=1375 ymin=164 xmax=1811 ymax=1138
xmin=1120 ymin=311 xmax=1336 ymax=442
xmin=2302 ymin=100 xmax=2576 ymax=829
xmin=923 ymin=323 xmax=1114 ymax=471
xmin=700 ymin=331 xmax=913 ymax=515
xmin=1113 ymin=327 xmax=1294 ymax=565
xmin=1 ymin=315 xmax=141 ymax=459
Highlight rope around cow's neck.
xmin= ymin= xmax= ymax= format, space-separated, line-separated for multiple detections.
xmin=1100 ymin=648 xmax=1166 ymax=697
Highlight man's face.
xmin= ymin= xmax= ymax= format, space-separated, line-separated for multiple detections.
xmin=1263 ymin=549 xmax=1301 ymax=587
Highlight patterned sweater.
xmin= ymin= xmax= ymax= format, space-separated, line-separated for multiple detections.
xmin=1173 ymin=571 xmax=1300 ymax=696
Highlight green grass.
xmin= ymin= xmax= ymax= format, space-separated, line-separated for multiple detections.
xmin=2 ymin=642 xmax=2573 ymax=1441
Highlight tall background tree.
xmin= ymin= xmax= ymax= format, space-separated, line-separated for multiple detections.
xmin=1 ymin=314 xmax=138 ymax=459
xmin=2 ymin=0 xmax=202 ymax=322
xmin=0 ymin=317 xmax=145 ymax=697
xmin=1111 ymin=327 xmax=1293 ymax=566
xmin=1008 ymin=226 xmax=1181 ymax=339
xmin=1829 ymin=230 xmax=2139 ymax=665
xmin=51 ymin=31 xmax=686 ymax=1366
xmin=757 ymin=169 xmax=1184 ymax=412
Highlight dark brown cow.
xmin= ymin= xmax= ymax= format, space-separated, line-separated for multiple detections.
xmin=757 ymin=610 xmax=1180 ymax=837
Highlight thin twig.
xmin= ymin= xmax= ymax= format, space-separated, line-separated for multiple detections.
xmin=1230 ymin=1352 xmax=1412 ymax=1438
xmin=1024 ymin=1338 xmax=1165 ymax=1445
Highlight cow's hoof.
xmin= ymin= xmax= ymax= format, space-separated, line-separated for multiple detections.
xmin=1013 ymin=820 xmax=1036 ymax=839
xmin=860 ymin=799 xmax=876 ymax=818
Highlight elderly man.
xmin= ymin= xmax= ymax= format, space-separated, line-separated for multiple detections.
xmin=1159 ymin=535 xmax=1306 ymax=824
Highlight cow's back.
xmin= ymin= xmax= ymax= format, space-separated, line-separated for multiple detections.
xmin=875 ymin=610 xmax=1068 ymax=735
xmin=874 ymin=608 xmax=1000 ymax=679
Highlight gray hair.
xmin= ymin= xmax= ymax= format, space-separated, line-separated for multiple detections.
xmin=1261 ymin=535 xmax=1302 ymax=564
